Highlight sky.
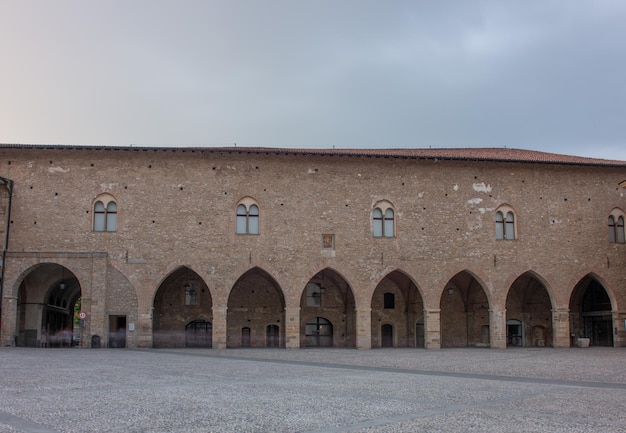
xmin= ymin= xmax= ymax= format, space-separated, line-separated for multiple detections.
xmin=1 ymin=1 xmax=626 ymax=160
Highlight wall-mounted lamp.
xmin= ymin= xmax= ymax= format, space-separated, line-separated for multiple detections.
xmin=58 ymin=267 xmax=66 ymax=290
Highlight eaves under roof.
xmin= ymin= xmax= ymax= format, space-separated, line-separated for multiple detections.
xmin=1 ymin=143 xmax=626 ymax=168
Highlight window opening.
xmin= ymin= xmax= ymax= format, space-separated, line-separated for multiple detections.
xmin=236 ymin=203 xmax=259 ymax=234
xmin=609 ymin=215 xmax=625 ymax=243
xmin=383 ymin=292 xmax=395 ymax=309
xmin=93 ymin=199 xmax=117 ymax=232
xmin=373 ymin=205 xmax=395 ymax=237
xmin=306 ymin=283 xmax=322 ymax=307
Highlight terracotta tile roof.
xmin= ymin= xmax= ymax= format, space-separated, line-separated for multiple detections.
xmin=1 ymin=143 xmax=625 ymax=167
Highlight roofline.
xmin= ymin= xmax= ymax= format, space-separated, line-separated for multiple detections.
xmin=1 ymin=143 xmax=626 ymax=168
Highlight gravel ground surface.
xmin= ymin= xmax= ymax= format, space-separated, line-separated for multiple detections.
xmin=0 ymin=347 xmax=625 ymax=432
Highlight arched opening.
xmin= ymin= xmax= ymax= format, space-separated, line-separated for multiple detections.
xmin=227 ymin=267 xmax=285 ymax=348
xmin=185 ymin=319 xmax=212 ymax=348
xmin=16 ymin=264 xmax=81 ymax=347
xmin=305 ymin=317 xmax=333 ymax=347
xmin=370 ymin=270 xmax=423 ymax=348
xmin=505 ymin=272 xmax=553 ymax=347
xmin=153 ymin=267 xmax=212 ymax=348
xmin=570 ymin=275 xmax=614 ymax=347
xmin=300 ymin=268 xmax=356 ymax=347
xmin=440 ymin=271 xmax=490 ymax=348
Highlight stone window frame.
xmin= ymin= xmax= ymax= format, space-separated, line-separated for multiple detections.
xmin=92 ymin=193 xmax=118 ymax=232
xmin=372 ymin=200 xmax=396 ymax=238
xmin=495 ymin=205 xmax=517 ymax=240
xmin=235 ymin=197 xmax=260 ymax=235
xmin=608 ymin=208 xmax=625 ymax=243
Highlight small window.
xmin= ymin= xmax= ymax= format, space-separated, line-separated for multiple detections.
xmin=373 ymin=202 xmax=395 ymax=238
xmin=306 ymin=283 xmax=322 ymax=307
xmin=496 ymin=207 xmax=516 ymax=240
xmin=93 ymin=195 xmax=117 ymax=232
xmin=184 ymin=283 xmax=197 ymax=305
xmin=236 ymin=201 xmax=260 ymax=234
xmin=609 ymin=214 xmax=625 ymax=243
xmin=383 ymin=293 xmax=395 ymax=309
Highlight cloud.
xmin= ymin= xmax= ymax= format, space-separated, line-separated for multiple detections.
xmin=0 ymin=1 xmax=624 ymax=160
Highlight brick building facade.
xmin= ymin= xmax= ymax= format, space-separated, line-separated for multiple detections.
xmin=0 ymin=144 xmax=625 ymax=349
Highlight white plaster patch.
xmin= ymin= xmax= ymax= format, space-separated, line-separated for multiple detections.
xmin=418 ymin=192 xmax=424 ymax=198
xmin=48 ymin=166 xmax=69 ymax=174
xmin=453 ymin=184 xmax=459 ymax=191
xmin=478 ymin=207 xmax=494 ymax=215
xmin=99 ymin=183 xmax=116 ymax=190
xmin=467 ymin=198 xmax=483 ymax=205
xmin=473 ymin=182 xmax=492 ymax=193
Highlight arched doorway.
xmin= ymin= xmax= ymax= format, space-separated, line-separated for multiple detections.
xmin=570 ymin=275 xmax=614 ymax=347
xmin=185 ymin=320 xmax=212 ymax=348
xmin=227 ymin=267 xmax=285 ymax=348
xmin=440 ymin=271 xmax=490 ymax=348
xmin=305 ymin=317 xmax=333 ymax=347
xmin=153 ymin=267 xmax=212 ymax=348
xmin=300 ymin=268 xmax=356 ymax=348
xmin=506 ymin=272 xmax=553 ymax=347
xmin=371 ymin=270 xmax=423 ymax=348
xmin=16 ymin=264 xmax=81 ymax=348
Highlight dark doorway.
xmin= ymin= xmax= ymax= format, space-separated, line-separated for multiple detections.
xmin=416 ymin=320 xmax=425 ymax=348
xmin=266 ymin=324 xmax=279 ymax=347
xmin=305 ymin=317 xmax=333 ymax=347
xmin=507 ymin=320 xmax=523 ymax=347
xmin=185 ymin=320 xmax=212 ymax=348
xmin=242 ymin=327 xmax=251 ymax=347
xmin=381 ymin=324 xmax=393 ymax=347
xmin=109 ymin=316 xmax=127 ymax=348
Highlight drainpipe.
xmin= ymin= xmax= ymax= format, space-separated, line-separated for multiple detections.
xmin=0 ymin=176 xmax=14 ymax=308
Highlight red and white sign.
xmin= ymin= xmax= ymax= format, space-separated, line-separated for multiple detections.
xmin=78 ymin=311 xmax=87 ymax=320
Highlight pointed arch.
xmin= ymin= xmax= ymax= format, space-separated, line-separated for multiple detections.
xmin=505 ymin=271 xmax=554 ymax=347
xmin=227 ymin=267 xmax=285 ymax=348
xmin=153 ymin=266 xmax=212 ymax=348
xmin=440 ymin=270 xmax=490 ymax=348
xmin=569 ymin=273 xmax=615 ymax=347
xmin=370 ymin=269 xmax=424 ymax=348
xmin=300 ymin=268 xmax=356 ymax=348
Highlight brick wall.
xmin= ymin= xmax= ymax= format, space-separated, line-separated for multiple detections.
xmin=0 ymin=146 xmax=624 ymax=348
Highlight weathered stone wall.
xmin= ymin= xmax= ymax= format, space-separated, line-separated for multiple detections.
xmin=0 ymin=146 xmax=624 ymax=348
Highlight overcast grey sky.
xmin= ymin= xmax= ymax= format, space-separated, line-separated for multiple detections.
xmin=1 ymin=1 xmax=625 ymax=160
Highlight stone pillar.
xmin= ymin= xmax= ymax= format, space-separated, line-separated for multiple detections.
xmin=0 ymin=293 xmax=18 ymax=346
xmin=424 ymin=309 xmax=441 ymax=349
xmin=552 ymin=309 xmax=571 ymax=348
xmin=356 ymin=308 xmax=372 ymax=349
xmin=137 ymin=308 xmax=153 ymax=348
xmin=284 ymin=307 xmax=300 ymax=349
xmin=489 ymin=308 xmax=506 ymax=348
xmin=85 ymin=254 xmax=108 ymax=347
xmin=212 ymin=306 xmax=228 ymax=349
